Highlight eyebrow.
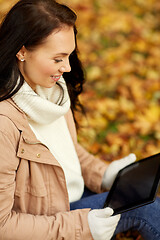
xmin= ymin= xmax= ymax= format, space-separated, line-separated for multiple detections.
xmin=55 ymin=53 xmax=69 ymax=56
xmin=54 ymin=48 xmax=75 ymax=57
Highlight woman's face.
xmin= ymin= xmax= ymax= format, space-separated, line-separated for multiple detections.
xmin=17 ymin=26 xmax=75 ymax=90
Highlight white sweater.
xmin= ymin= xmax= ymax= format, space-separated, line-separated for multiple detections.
xmin=12 ymin=78 xmax=84 ymax=202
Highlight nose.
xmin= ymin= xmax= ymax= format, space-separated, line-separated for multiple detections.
xmin=59 ymin=59 xmax=71 ymax=73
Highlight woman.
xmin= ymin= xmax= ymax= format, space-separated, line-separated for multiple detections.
xmin=0 ymin=0 xmax=159 ymax=239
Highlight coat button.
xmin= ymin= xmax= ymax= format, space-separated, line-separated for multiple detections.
xmin=21 ymin=149 xmax=25 ymax=154
xmin=37 ymin=153 xmax=41 ymax=158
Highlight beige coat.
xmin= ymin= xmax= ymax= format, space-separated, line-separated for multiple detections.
xmin=0 ymin=99 xmax=108 ymax=240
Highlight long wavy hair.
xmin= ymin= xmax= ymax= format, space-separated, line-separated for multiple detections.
xmin=0 ymin=0 xmax=85 ymax=125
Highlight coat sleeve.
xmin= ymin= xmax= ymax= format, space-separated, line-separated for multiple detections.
xmin=65 ymin=110 xmax=109 ymax=193
xmin=0 ymin=116 xmax=92 ymax=240
xmin=76 ymin=143 xmax=108 ymax=193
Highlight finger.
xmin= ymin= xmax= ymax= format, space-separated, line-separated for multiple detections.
xmin=119 ymin=153 xmax=136 ymax=168
xmin=95 ymin=207 xmax=114 ymax=218
xmin=103 ymin=214 xmax=121 ymax=226
xmin=127 ymin=153 xmax=136 ymax=162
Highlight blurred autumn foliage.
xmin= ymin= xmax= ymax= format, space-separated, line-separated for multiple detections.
xmin=0 ymin=0 xmax=160 ymax=239
xmin=62 ymin=0 xmax=160 ymax=163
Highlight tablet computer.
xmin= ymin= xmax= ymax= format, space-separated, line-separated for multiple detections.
xmin=103 ymin=153 xmax=160 ymax=215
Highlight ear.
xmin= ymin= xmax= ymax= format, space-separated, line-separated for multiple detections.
xmin=16 ymin=46 xmax=27 ymax=61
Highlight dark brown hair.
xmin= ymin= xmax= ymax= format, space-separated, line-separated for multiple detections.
xmin=0 ymin=0 xmax=85 ymax=122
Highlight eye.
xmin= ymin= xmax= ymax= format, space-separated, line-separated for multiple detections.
xmin=54 ymin=59 xmax=63 ymax=63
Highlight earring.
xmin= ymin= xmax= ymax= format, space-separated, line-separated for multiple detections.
xmin=21 ymin=59 xmax=25 ymax=62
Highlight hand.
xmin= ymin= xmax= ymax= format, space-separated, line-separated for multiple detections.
xmin=102 ymin=153 xmax=136 ymax=190
xmin=88 ymin=207 xmax=120 ymax=240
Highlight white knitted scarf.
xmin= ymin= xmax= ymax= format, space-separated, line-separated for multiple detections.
xmin=12 ymin=76 xmax=70 ymax=124
xmin=12 ymin=77 xmax=84 ymax=202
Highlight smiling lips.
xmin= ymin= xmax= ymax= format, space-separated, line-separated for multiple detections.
xmin=50 ymin=75 xmax=61 ymax=82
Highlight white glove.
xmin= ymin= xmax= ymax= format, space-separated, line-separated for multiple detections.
xmin=88 ymin=207 xmax=120 ymax=240
xmin=102 ymin=153 xmax=136 ymax=190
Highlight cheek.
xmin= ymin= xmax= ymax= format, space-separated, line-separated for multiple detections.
xmin=36 ymin=60 xmax=57 ymax=75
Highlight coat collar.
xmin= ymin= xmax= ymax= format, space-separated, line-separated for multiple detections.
xmin=0 ymin=99 xmax=38 ymax=141
xmin=0 ymin=99 xmax=65 ymax=167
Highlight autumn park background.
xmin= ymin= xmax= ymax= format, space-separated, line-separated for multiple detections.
xmin=0 ymin=0 xmax=160 ymax=239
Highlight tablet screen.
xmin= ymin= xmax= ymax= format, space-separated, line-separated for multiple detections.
xmin=103 ymin=153 xmax=160 ymax=215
